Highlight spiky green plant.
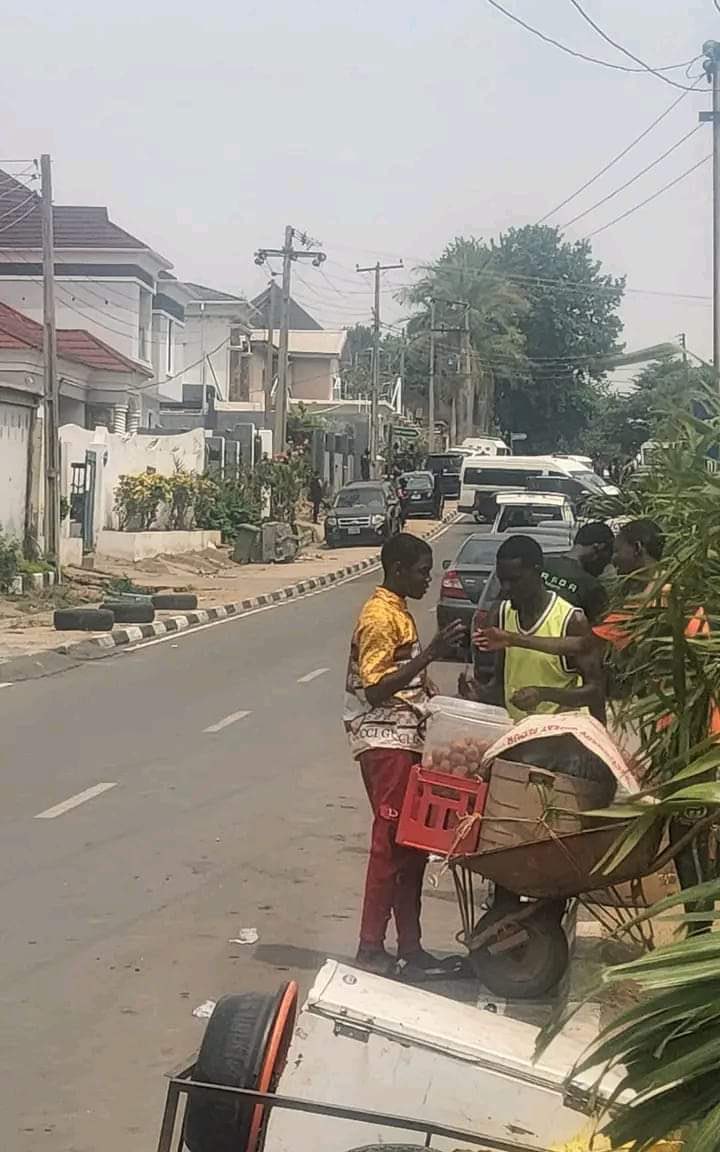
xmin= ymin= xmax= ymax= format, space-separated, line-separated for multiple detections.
xmin=541 ymin=387 xmax=720 ymax=1149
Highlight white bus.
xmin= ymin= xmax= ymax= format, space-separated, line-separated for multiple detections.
xmin=460 ymin=436 xmax=510 ymax=456
xmin=458 ymin=454 xmax=619 ymax=521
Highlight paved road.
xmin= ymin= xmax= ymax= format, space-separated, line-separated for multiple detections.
xmin=0 ymin=518 xmax=478 ymax=1152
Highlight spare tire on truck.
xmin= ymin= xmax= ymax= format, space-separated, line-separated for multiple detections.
xmin=184 ymin=982 xmax=298 ymax=1152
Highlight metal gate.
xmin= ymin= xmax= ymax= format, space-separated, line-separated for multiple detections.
xmin=0 ymin=400 xmax=32 ymax=539
xmin=69 ymin=450 xmax=97 ymax=552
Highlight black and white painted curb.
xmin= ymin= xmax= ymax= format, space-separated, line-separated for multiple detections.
xmin=38 ymin=510 xmax=460 ymax=663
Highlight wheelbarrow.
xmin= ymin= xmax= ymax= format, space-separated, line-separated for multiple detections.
xmin=450 ymin=814 xmax=713 ymax=1000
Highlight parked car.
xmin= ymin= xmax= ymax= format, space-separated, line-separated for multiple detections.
xmin=422 ymin=451 xmax=467 ymax=498
xmin=325 ymin=481 xmax=401 ymax=547
xmin=399 ymin=471 xmax=444 ymax=520
xmin=491 ymin=491 xmax=576 ymax=544
xmin=437 ymin=530 xmax=568 ymax=659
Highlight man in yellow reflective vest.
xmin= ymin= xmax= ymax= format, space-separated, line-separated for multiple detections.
xmin=461 ymin=534 xmax=605 ymax=723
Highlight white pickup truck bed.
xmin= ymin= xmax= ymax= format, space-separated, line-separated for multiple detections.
xmin=264 ymin=960 xmax=616 ymax=1152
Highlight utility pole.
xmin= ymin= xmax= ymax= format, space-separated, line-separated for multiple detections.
xmin=679 ymin=331 xmax=690 ymax=389
xmin=701 ymin=41 xmax=720 ymax=379
xmin=398 ymin=328 xmax=406 ymax=416
xmin=428 ymin=299 xmax=436 ymax=451
xmin=356 ymin=259 xmax=403 ymax=475
xmin=461 ymin=302 xmax=473 ymax=440
xmin=255 ymin=228 xmax=325 ymax=453
xmin=263 ymin=276 xmax=275 ymax=426
xmin=40 ymin=154 xmax=60 ymax=579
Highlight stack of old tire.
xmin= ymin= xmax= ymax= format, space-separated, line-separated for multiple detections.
xmin=53 ymin=592 xmax=198 ymax=631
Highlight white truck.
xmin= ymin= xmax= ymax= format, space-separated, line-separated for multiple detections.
xmin=159 ymin=960 xmax=620 ymax=1152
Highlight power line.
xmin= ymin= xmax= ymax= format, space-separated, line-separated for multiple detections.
xmin=567 ymin=0 xmax=700 ymax=92
xmin=485 ymin=0 xmax=696 ymax=77
xmin=560 ymin=123 xmax=703 ymax=228
xmin=0 ymin=194 xmax=38 ymax=229
xmin=415 ymin=262 xmax=710 ymax=301
xmin=585 ymin=153 xmax=712 ymax=237
xmin=538 ymin=80 xmax=702 ymax=223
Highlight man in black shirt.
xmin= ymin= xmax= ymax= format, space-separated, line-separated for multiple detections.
xmin=542 ymin=521 xmax=614 ymax=624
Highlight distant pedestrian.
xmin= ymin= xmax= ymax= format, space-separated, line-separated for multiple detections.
xmin=360 ymin=449 xmax=371 ymax=481
xmin=309 ymin=473 xmax=323 ymax=524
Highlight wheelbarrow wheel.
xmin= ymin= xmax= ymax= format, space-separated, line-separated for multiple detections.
xmin=468 ymin=905 xmax=569 ymax=999
xmin=184 ymin=983 xmax=297 ymax=1152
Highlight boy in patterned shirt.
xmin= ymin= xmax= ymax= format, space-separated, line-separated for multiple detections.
xmin=344 ymin=532 xmax=464 ymax=975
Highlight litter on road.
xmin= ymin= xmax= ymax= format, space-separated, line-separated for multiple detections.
xmin=191 ymin=1000 xmax=216 ymax=1019
xmin=229 ymin=928 xmax=259 ymax=945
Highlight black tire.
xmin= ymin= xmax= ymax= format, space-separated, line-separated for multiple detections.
xmin=152 ymin=593 xmax=198 ymax=611
xmin=469 ymin=905 xmax=569 ymax=999
xmin=53 ymin=608 xmax=115 ymax=632
xmin=100 ymin=601 xmax=155 ymax=624
xmin=184 ymin=991 xmax=282 ymax=1152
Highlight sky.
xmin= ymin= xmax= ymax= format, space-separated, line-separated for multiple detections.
xmin=2 ymin=0 xmax=718 ymax=372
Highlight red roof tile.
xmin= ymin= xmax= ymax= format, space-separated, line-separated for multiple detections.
xmin=0 ymin=300 xmax=152 ymax=376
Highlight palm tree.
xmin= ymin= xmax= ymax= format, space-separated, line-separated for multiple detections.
xmin=546 ymin=387 xmax=720 ymax=1150
xmin=401 ymin=237 xmax=527 ymax=443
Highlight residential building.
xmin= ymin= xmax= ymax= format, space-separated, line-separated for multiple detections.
xmin=156 ymin=276 xmax=252 ymax=406
xmin=0 ymin=300 xmax=151 ymax=544
xmin=157 ymin=279 xmax=346 ymax=417
xmin=0 ymin=169 xmax=183 ymax=421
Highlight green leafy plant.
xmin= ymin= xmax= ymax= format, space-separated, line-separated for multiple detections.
xmin=540 ymin=386 xmax=720 ymax=1149
xmin=114 ymin=472 xmax=171 ymax=530
xmin=108 ymin=575 xmax=149 ymax=596
xmin=167 ymin=469 xmax=197 ymax=530
xmin=193 ymin=475 xmax=258 ymax=540
xmin=0 ymin=530 xmax=19 ymax=590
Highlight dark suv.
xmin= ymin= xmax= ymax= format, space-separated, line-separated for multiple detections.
xmin=325 ymin=482 xmax=401 ymax=547
xmin=400 ymin=471 xmax=444 ymax=520
xmin=422 ymin=452 xmax=465 ymax=498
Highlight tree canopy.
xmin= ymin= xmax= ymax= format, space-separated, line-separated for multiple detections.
xmin=402 ymin=225 xmax=625 ymax=451
xmin=585 ymin=352 xmax=715 ymax=466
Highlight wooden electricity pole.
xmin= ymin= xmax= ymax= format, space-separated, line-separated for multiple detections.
xmin=428 ymin=298 xmax=436 ymax=451
xmin=356 ymin=259 xmax=403 ymax=474
xmin=40 ymin=154 xmax=61 ymax=578
xmin=255 ymin=229 xmax=325 ymax=453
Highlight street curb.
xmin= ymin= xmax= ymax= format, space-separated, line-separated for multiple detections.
xmin=2 ymin=511 xmax=460 ymax=672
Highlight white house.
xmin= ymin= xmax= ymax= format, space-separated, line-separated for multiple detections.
xmin=0 ymin=169 xmax=184 ymax=421
xmin=0 ymin=300 xmax=152 ymax=546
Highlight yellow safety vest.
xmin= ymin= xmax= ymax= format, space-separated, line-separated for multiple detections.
xmin=501 ymin=592 xmax=582 ymax=721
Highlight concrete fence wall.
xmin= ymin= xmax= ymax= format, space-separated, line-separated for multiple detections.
xmin=59 ymin=423 xmax=206 ymax=542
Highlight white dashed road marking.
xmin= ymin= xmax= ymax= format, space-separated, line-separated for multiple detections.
xmin=297 ymin=667 xmax=330 ymax=684
xmin=35 ymin=782 xmax=118 ymax=820
xmin=203 ymin=709 xmax=252 ymax=734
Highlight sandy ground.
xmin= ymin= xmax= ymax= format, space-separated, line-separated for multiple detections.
xmin=0 ymin=513 xmax=452 ymax=667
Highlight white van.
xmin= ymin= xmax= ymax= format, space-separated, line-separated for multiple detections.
xmin=460 ymin=436 xmax=510 ymax=456
xmin=458 ymin=454 xmax=619 ymax=520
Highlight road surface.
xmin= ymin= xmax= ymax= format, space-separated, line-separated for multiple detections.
xmin=0 ymin=518 xmax=477 ymax=1152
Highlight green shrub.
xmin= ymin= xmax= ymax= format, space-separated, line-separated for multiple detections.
xmin=114 ymin=472 xmax=171 ymax=530
xmin=0 ymin=531 xmax=19 ymax=590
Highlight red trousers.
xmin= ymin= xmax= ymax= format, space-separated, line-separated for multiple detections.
xmin=358 ymin=747 xmax=427 ymax=954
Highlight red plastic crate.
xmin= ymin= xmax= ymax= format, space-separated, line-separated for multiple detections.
xmin=397 ymin=765 xmax=488 ymax=856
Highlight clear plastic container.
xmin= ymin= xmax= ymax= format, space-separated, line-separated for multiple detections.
xmin=422 ymin=696 xmax=512 ymax=776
